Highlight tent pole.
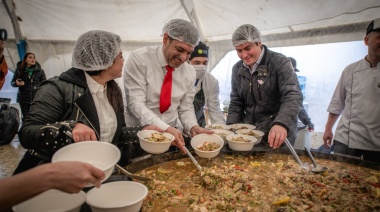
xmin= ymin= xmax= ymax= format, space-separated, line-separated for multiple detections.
xmin=180 ymin=0 xmax=206 ymax=42
xmin=2 ymin=0 xmax=26 ymax=60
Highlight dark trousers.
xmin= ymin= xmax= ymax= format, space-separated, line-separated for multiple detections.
xmin=19 ymin=103 xmax=31 ymax=122
xmin=333 ymin=140 xmax=380 ymax=164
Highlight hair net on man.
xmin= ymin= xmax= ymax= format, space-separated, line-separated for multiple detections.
xmin=72 ymin=30 xmax=121 ymax=71
xmin=162 ymin=19 xmax=200 ymax=47
xmin=232 ymin=24 xmax=262 ymax=47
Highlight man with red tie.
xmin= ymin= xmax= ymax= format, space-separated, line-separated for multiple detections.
xmin=124 ymin=19 xmax=212 ymax=153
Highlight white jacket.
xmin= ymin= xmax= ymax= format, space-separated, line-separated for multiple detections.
xmin=195 ymin=73 xmax=225 ymax=124
xmin=327 ymin=58 xmax=380 ymax=151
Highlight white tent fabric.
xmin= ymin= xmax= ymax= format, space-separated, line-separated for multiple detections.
xmin=1 ymin=0 xmax=380 ymax=77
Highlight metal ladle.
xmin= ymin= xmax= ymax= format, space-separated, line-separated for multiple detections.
xmin=284 ymin=138 xmax=328 ymax=173
xmin=115 ymin=164 xmax=152 ymax=181
xmin=183 ymin=146 xmax=203 ymax=172
xmin=284 ymin=138 xmax=307 ymax=169
xmin=304 ymin=147 xmax=328 ymax=173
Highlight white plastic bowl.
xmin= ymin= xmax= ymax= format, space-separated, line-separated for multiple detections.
xmin=191 ymin=134 xmax=224 ymax=158
xmin=137 ymin=130 xmax=175 ymax=154
xmin=230 ymin=123 xmax=256 ymax=131
xmin=86 ymin=181 xmax=148 ymax=212
xmin=226 ymin=134 xmax=257 ymax=151
xmin=211 ymin=129 xmax=235 ymax=145
xmin=13 ymin=189 xmax=85 ymax=212
xmin=51 ymin=141 xmax=120 ymax=185
xmin=236 ymin=129 xmax=265 ymax=144
xmin=205 ymin=124 xmax=232 ymax=131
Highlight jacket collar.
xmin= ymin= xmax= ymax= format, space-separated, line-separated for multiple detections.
xmin=238 ymin=45 xmax=269 ymax=79
xmin=59 ymin=68 xmax=101 ymax=138
xmin=59 ymin=68 xmax=88 ymax=87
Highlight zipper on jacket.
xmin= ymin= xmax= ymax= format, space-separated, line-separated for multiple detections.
xmin=257 ymin=82 xmax=262 ymax=101
xmin=249 ymin=75 xmax=256 ymax=123
xmin=74 ymin=103 xmax=100 ymax=139
xmin=30 ymin=78 xmax=33 ymax=103
xmin=249 ymin=75 xmax=257 ymax=104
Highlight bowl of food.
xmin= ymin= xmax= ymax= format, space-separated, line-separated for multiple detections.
xmin=13 ymin=189 xmax=86 ymax=212
xmin=86 ymin=181 xmax=148 ymax=212
xmin=230 ymin=123 xmax=256 ymax=131
xmin=52 ymin=141 xmax=120 ymax=185
xmin=137 ymin=130 xmax=175 ymax=154
xmin=226 ymin=134 xmax=257 ymax=151
xmin=191 ymin=134 xmax=224 ymax=158
xmin=236 ymin=129 xmax=265 ymax=145
xmin=211 ymin=129 xmax=235 ymax=145
xmin=205 ymin=124 xmax=232 ymax=131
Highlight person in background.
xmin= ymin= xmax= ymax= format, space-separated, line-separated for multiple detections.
xmin=323 ymin=18 xmax=380 ymax=163
xmin=0 ymin=40 xmax=8 ymax=90
xmin=1 ymin=161 xmax=104 ymax=211
xmin=11 ymin=53 xmax=46 ymax=121
xmin=124 ymin=19 xmax=212 ymax=154
xmin=13 ymin=30 xmax=162 ymax=175
xmin=188 ymin=41 xmax=225 ymax=127
xmin=289 ymin=57 xmax=314 ymax=132
xmin=227 ymin=24 xmax=303 ymax=149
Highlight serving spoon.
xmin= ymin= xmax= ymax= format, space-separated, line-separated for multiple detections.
xmin=183 ymin=146 xmax=203 ymax=172
xmin=304 ymin=147 xmax=328 ymax=173
xmin=115 ymin=164 xmax=152 ymax=181
xmin=284 ymin=138 xmax=306 ymax=169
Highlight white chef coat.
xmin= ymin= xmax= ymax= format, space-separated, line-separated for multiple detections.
xmin=124 ymin=45 xmax=198 ymax=132
xmin=327 ymin=58 xmax=380 ymax=151
xmin=195 ymin=72 xmax=225 ymax=124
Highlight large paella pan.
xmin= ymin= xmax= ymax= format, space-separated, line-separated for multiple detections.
xmin=123 ymin=148 xmax=380 ymax=211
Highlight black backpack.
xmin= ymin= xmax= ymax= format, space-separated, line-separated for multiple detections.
xmin=0 ymin=103 xmax=20 ymax=145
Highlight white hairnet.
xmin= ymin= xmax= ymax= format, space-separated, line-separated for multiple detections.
xmin=232 ymin=24 xmax=262 ymax=47
xmin=72 ymin=30 xmax=121 ymax=71
xmin=162 ymin=19 xmax=200 ymax=47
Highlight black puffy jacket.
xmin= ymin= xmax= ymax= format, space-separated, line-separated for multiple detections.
xmin=227 ymin=45 xmax=303 ymax=143
xmin=11 ymin=62 xmax=46 ymax=104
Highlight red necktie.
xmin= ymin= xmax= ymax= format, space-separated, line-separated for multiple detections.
xmin=160 ymin=65 xmax=174 ymax=113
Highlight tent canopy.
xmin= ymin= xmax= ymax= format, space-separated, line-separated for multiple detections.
xmin=1 ymin=0 xmax=379 ymax=77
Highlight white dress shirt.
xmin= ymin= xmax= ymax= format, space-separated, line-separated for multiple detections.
xmin=124 ymin=45 xmax=198 ymax=132
xmin=85 ymin=73 xmax=117 ymax=143
xmin=243 ymin=47 xmax=265 ymax=74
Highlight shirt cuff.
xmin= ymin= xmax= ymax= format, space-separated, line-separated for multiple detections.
xmin=156 ymin=122 xmax=171 ymax=131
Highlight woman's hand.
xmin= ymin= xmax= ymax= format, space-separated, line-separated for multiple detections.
xmin=72 ymin=123 xmax=97 ymax=142
xmin=15 ymin=79 xmax=25 ymax=86
xmin=142 ymin=125 xmax=164 ymax=132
